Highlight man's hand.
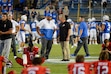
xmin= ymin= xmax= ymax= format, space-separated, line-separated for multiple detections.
xmin=39 ymin=33 xmax=44 ymax=36
xmin=77 ymin=36 xmax=80 ymax=41
xmin=0 ymin=31 xmax=3 ymax=35
xmin=66 ymin=37 xmax=70 ymax=41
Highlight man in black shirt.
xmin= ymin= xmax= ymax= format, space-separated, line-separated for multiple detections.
xmin=0 ymin=13 xmax=12 ymax=59
xmin=58 ymin=14 xmax=71 ymax=61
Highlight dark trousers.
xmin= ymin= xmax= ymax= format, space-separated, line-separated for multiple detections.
xmin=69 ymin=35 xmax=74 ymax=46
xmin=41 ymin=38 xmax=53 ymax=59
xmin=74 ymin=37 xmax=89 ymax=55
xmin=11 ymin=34 xmax=17 ymax=56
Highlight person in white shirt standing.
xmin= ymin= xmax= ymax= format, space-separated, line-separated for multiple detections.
xmin=37 ymin=13 xmax=56 ymax=59
xmin=8 ymin=13 xmax=20 ymax=58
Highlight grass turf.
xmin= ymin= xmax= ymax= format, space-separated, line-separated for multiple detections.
xmin=7 ymin=44 xmax=101 ymax=74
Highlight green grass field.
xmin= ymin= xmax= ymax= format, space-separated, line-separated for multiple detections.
xmin=7 ymin=44 xmax=101 ymax=74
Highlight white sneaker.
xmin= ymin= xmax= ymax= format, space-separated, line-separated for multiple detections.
xmin=74 ymin=44 xmax=77 ymax=47
xmin=14 ymin=56 xmax=17 ymax=59
xmin=71 ymin=46 xmax=74 ymax=48
xmin=95 ymin=43 xmax=98 ymax=45
xmin=17 ymin=49 xmax=23 ymax=53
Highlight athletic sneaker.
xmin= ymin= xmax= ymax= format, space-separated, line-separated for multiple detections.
xmin=85 ymin=54 xmax=90 ymax=58
xmin=71 ymin=54 xmax=76 ymax=57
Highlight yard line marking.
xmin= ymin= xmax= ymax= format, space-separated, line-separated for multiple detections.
xmin=45 ymin=58 xmax=98 ymax=64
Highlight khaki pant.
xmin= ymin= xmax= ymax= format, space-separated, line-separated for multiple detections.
xmin=60 ymin=41 xmax=70 ymax=60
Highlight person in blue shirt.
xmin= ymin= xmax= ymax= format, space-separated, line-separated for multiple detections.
xmin=101 ymin=15 xmax=110 ymax=43
xmin=71 ymin=16 xmax=90 ymax=57
xmin=7 ymin=0 xmax=13 ymax=12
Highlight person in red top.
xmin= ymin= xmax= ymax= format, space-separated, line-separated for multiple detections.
xmin=15 ymin=34 xmax=39 ymax=67
xmin=0 ymin=56 xmax=4 ymax=74
xmin=92 ymin=51 xmax=111 ymax=74
xmin=21 ymin=56 xmax=50 ymax=74
xmin=102 ymin=39 xmax=111 ymax=60
xmin=67 ymin=55 xmax=92 ymax=74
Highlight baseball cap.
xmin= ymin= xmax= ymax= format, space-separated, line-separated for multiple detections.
xmin=46 ymin=13 xmax=52 ymax=17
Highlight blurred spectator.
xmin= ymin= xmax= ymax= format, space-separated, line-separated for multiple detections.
xmin=63 ymin=6 xmax=69 ymax=20
xmin=58 ymin=0 xmax=63 ymax=9
xmin=101 ymin=0 xmax=107 ymax=14
xmin=51 ymin=9 xmax=58 ymax=24
xmin=22 ymin=6 xmax=30 ymax=22
xmin=7 ymin=0 xmax=13 ymax=13
xmin=30 ymin=8 xmax=37 ymax=22
xmin=44 ymin=6 xmax=50 ymax=17
xmin=58 ymin=7 xmax=63 ymax=15
xmin=19 ymin=0 xmax=26 ymax=10
xmin=33 ymin=0 xmax=38 ymax=9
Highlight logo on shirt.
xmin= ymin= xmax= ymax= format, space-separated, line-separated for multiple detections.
xmin=4 ymin=24 xmax=6 ymax=27
xmin=62 ymin=24 xmax=65 ymax=27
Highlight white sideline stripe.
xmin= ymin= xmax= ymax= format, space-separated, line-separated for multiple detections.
xmin=45 ymin=58 xmax=98 ymax=64
xmin=71 ymin=56 xmax=99 ymax=59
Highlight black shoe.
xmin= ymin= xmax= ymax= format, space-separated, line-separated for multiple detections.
xmin=66 ymin=59 xmax=70 ymax=61
xmin=61 ymin=59 xmax=70 ymax=61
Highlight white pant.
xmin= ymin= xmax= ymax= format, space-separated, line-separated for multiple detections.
xmin=89 ymin=29 xmax=97 ymax=40
xmin=16 ymin=31 xmax=25 ymax=42
xmin=32 ymin=31 xmax=40 ymax=40
xmin=102 ymin=33 xmax=110 ymax=43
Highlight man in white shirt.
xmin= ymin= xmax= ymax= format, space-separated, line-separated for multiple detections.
xmin=8 ymin=13 xmax=20 ymax=58
xmin=37 ymin=13 xmax=57 ymax=59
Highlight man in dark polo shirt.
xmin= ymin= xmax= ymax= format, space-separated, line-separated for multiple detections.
xmin=0 ymin=13 xmax=12 ymax=59
xmin=58 ymin=14 xmax=71 ymax=61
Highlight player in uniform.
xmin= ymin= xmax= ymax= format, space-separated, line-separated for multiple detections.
xmin=101 ymin=39 xmax=111 ymax=60
xmin=101 ymin=15 xmax=110 ymax=43
xmin=30 ymin=20 xmax=40 ymax=44
xmin=17 ymin=15 xmax=31 ymax=52
xmin=89 ymin=17 xmax=98 ymax=44
xmin=68 ymin=55 xmax=92 ymax=74
xmin=92 ymin=51 xmax=111 ymax=74
xmin=21 ymin=56 xmax=50 ymax=74
xmin=15 ymin=34 xmax=40 ymax=67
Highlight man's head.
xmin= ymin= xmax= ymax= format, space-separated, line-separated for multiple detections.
xmin=75 ymin=55 xmax=84 ymax=63
xmin=21 ymin=15 xmax=27 ymax=21
xmin=99 ymin=51 xmax=109 ymax=60
xmin=2 ymin=13 xmax=8 ymax=21
xmin=46 ymin=13 xmax=52 ymax=21
xmin=58 ymin=14 xmax=66 ymax=23
xmin=32 ymin=57 xmax=43 ymax=65
xmin=78 ymin=16 xmax=84 ymax=22
xmin=104 ymin=39 xmax=109 ymax=47
xmin=8 ymin=13 xmax=13 ymax=20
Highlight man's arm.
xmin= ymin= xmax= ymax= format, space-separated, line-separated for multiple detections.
xmin=36 ymin=26 xmax=44 ymax=36
xmin=0 ymin=29 xmax=12 ymax=34
xmin=77 ymin=29 xmax=83 ymax=41
xmin=66 ymin=28 xmax=71 ymax=41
